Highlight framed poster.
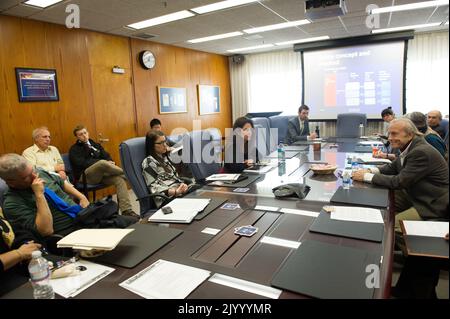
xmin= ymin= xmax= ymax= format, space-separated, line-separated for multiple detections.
xmin=158 ymin=86 xmax=188 ymax=114
xmin=15 ymin=68 xmax=59 ymax=102
xmin=198 ymin=85 xmax=220 ymax=115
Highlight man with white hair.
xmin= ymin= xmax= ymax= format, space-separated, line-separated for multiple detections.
xmin=427 ymin=110 xmax=447 ymax=140
xmin=22 ymin=127 xmax=67 ymax=180
xmin=352 ymin=118 xmax=449 ymax=229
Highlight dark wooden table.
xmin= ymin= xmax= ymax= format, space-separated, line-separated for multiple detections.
xmin=2 ymin=140 xmax=394 ymax=299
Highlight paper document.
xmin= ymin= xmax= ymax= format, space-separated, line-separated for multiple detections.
xmin=280 ymin=208 xmax=319 ymax=218
xmin=260 ymin=236 xmax=301 ymax=249
xmin=208 ymin=274 xmax=281 ymax=299
xmin=120 ymin=259 xmax=210 ymax=299
xmin=51 ymin=260 xmax=114 ymax=298
xmin=358 ymin=141 xmax=384 ymax=146
xmin=330 ymin=206 xmax=384 ymax=224
xmin=206 ymin=174 xmax=240 ymax=181
xmin=148 ymin=198 xmax=210 ymax=223
xmin=403 ymin=221 xmax=449 ymax=238
xmin=57 ymin=229 xmax=134 ymax=250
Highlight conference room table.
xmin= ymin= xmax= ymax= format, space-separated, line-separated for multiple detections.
xmin=2 ymin=137 xmax=394 ymax=299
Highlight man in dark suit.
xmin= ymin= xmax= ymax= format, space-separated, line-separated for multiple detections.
xmin=352 ymin=118 xmax=449 ymax=230
xmin=285 ymin=105 xmax=317 ymax=144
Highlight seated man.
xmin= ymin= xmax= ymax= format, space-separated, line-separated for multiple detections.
xmin=0 ymin=154 xmax=136 ymax=239
xmin=406 ymin=112 xmax=447 ymax=158
xmin=150 ymin=118 xmax=176 ymax=148
xmin=69 ymin=125 xmax=138 ymax=218
xmin=427 ymin=110 xmax=447 ymax=139
xmin=22 ymin=127 xmax=67 ymax=180
xmin=352 ymin=118 xmax=449 ymax=232
xmin=285 ymin=105 xmax=317 ymax=145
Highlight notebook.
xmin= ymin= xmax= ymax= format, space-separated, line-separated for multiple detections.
xmin=148 ymin=198 xmax=211 ymax=223
xmin=57 ymin=228 xmax=134 ymax=250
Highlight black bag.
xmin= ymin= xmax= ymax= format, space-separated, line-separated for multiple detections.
xmin=75 ymin=197 xmax=136 ymax=228
xmin=272 ymin=183 xmax=310 ymax=199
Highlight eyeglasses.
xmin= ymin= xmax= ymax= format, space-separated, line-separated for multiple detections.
xmin=155 ymin=140 xmax=167 ymax=145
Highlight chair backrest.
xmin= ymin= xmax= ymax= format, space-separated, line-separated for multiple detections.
xmin=336 ymin=113 xmax=367 ymax=138
xmin=252 ymin=117 xmax=272 ymax=155
xmin=269 ymin=115 xmax=294 ymax=144
xmin=119 ymin=137 xmax=152 ymax=216
xmin=187 ymin=130 xmax=221 ymax=181
xmin=0 ymin=177 xmax=9 ymax=208
xmin=61 ymin=153 xmax=74 ymax=180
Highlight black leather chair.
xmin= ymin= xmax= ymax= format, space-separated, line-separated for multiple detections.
xmin=119 ymin=137 xmax=169 ymax=217
xmin=62 ymin=153 xmax=107 ymax=201
xmin=336 ymin=113 xmax=367 ymax=138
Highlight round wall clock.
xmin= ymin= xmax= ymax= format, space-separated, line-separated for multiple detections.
xmin=139 ymin=50 xmax=156 ymax=69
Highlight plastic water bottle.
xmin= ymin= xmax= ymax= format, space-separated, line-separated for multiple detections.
xmin=359 ymin=123 xmax=365 ymax=137
xmin=342 ymin=171 xmax=351 ymax=190
xmin=315 ymin=126 xmax=320 ymax=138
xmin=277 ymin=143 xmax=286 ymax=163
xmin=28 ymin=251 xmax=55 ymax=299
xmin=351 ymin=156 xmax=359 ymax=172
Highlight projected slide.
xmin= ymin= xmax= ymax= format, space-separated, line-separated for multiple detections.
xmin=303 ymin=42 xmax=405 ymax=120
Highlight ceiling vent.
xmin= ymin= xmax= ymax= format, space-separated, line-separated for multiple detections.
xmin=133 ymin=33 xmax=157 ymax=40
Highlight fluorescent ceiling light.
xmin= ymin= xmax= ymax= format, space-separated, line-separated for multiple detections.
xmin=23 ymin=0 xmax=62 ymax=8
xmin=371 ymin=22 xmax=441 ymax=34
xmin=243 ymin=20 xmax=310 ymax=34
xmin=446 ymin=21 xmax=449 ymax=25
xmin=371 ymin=0 xmax=449 ymax=14
xmin=127 ymin=10 xmax=195 ymax=29
xmin=275 ymin=36 xmax=330 ymax=46
xmin=191 ymin=0 xmax=259 ymax=14
xmin=227 ymin=44 xmax=274 ymax=53
xmin=188 ymin=31 xmax=243 ymax=43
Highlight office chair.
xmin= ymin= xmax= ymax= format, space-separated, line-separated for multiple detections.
xmin=336 ymin=113 xmax=367 ymax=138
xmin=119 ymin=137 xmax=170 ymax=217
xmin=62 ymin=153 xmax=107 ymax=201
xmin=187 ymin=130 xmax=222 ymax=182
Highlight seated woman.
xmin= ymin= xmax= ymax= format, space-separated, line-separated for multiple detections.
xmin=1 ymin=207 xmax=41 ymax=296
xmin=223 ymin=117 xmax=260 ymax=173
xmin=142 ymin=131 xmax=194 ymax=208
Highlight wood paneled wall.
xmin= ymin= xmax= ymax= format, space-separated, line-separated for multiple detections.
xmin=0 ymin=15 xmax=232 ymax=161
xmin=131 ymin=39 xmax=232 ymax=137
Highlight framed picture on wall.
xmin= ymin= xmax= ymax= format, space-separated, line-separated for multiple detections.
xmin=158 ymin=86 xmax=188 ymax=114
xmin=198 ymin=85 xmax=220 ymax=115
xmin=15 ymin=68 xmax=59 ymax=102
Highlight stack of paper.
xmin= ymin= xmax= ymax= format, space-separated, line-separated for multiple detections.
xmin=148 ymin=198 xmax=211 ymax=223
xmin=57 ymin=228 xmax=134 ymax=250
xmin=51 ymin=260 xmax=114 ymax=298
xmin=119 ymin=259 xmax=210 ymax=299
xmin=402 ymin=221 xmax=449 ymax=238
xmin=330 ymin=206 xmax=384 ymax=224
xmin=206 ymin=174 xmax=240 ymax=181
xmin=243 ymin=165 xmax=273 ymax=174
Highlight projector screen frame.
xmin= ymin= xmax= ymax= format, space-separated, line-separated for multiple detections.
xmin=296 ymin=31 xmax=413 ymax=121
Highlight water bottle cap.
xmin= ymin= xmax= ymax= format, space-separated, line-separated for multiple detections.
xmin=31 ymin=251 xmax=42 ymax=258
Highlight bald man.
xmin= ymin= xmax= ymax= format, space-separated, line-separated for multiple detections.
xmin=352 ymin=118 xmax=448 ymax=231
xmin=427 ymin=110 xmax=447 ymax=139
xmin=22 ymin=127 xmax=67 ymax=180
